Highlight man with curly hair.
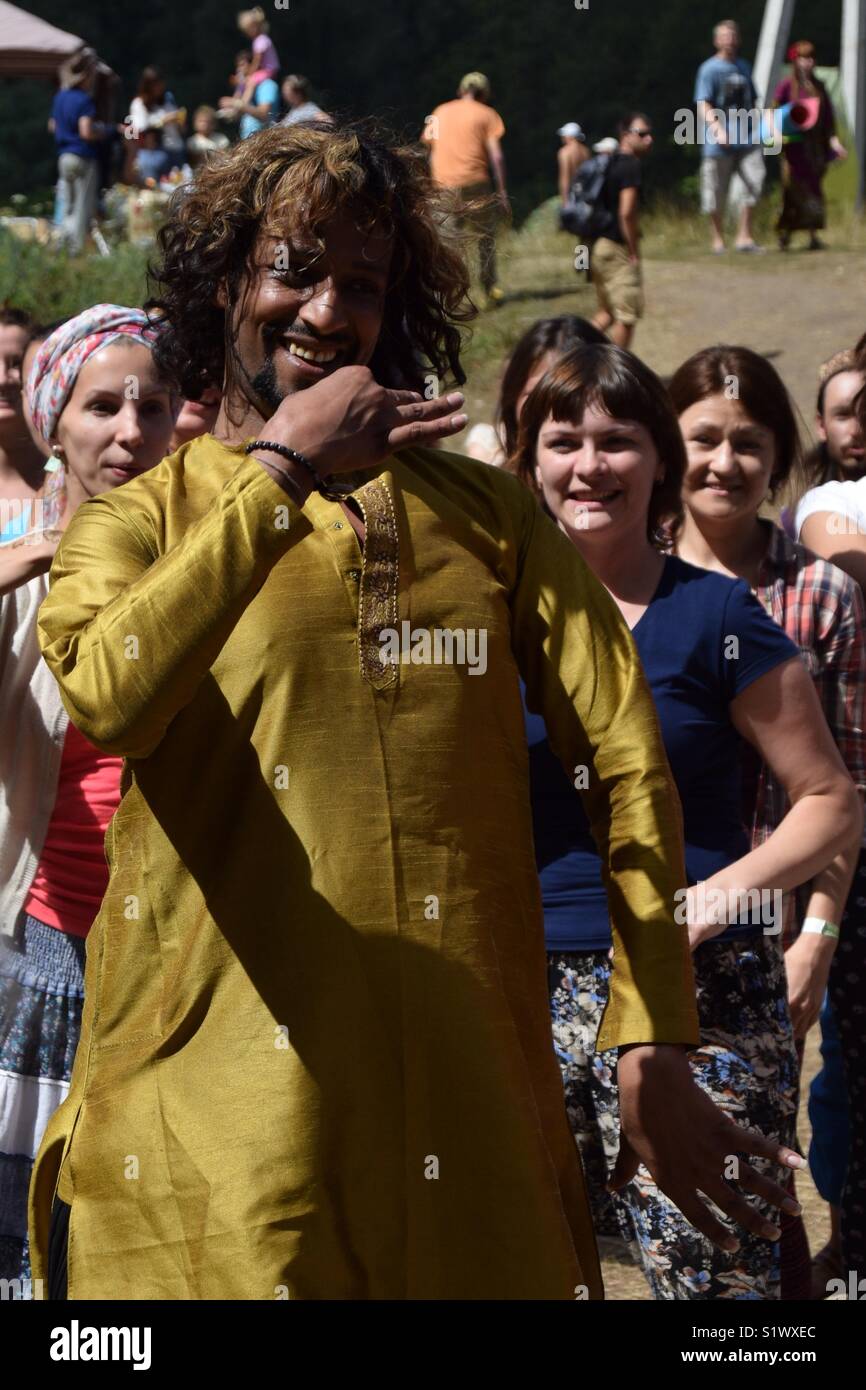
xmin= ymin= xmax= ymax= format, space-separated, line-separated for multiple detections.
xmin=29 ymin=122 xmax=805 ymax=1301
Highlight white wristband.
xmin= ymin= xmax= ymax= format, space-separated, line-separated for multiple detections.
xmin=801 ymin=916 xmax=840 ymax=940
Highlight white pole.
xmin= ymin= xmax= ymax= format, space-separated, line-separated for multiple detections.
xmin=728 ymin=0 xmax=795 ymax=222
xmin=753 ymin=0 xmax=797 ymax=105
xmin=842 ymin=0 xmax=866 ymax=210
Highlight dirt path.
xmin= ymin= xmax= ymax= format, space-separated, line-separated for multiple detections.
xmin=636 ymin=250 xmax=866 ymax=423
xmin=452 ymin=231 xmax=866 ymax=447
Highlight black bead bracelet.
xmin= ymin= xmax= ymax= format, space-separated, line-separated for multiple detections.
xmin=245 ymin=440 xmax=353 ymax=503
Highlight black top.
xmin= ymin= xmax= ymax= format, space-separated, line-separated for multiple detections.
xmin=597 ymin=152 xmax=642 ymax=243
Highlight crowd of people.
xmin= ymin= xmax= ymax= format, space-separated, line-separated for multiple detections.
xmin=0 ymin=18 xmax=864 ymax=1305
xmin=47 ymin=7 xmax=331 ymax=254
xmin=440 ymin=20 xmax=849 ymax=352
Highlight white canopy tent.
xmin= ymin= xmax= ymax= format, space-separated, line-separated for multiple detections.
xmin=0 ymin=0 xmax=83 ymax=79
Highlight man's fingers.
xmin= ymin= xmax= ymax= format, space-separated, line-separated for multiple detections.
xmin=661 ymin=1185 xmax=736 ymax=1251
xmin=732 ymin=1125 xmax=805 ymax=1171
xmin=387 ymin=411 xmax=468 ymax=450
xmin=392 ymin=391 xmax=465 ymax=425
xmin=383 ymin=389 xmax=425 ymax=407
xmin=735 ymin=1160 xmax=801 ymax=1215
xmin=698 ymin=1177 xmax=781 ymax=1242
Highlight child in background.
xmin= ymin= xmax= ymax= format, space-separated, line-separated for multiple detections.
xmin=237 ymin=8 xmax=280 ymax=105
xmin=187 ymin=106 xmax=230 ymax=168
xmin=133 ymin=128 xmax=172 ymax=186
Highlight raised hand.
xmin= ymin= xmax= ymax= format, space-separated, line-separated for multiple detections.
xmin=259 ymin=365 xmax=466 ymax=480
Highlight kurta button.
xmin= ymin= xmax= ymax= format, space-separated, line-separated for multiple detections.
xmin=333 ymin=521 xmax=343 ymax=529
xmin=348 ymin=568 xmax=361 ymax=581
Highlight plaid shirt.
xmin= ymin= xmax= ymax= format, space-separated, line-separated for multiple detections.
xmin=748 ymin=523 xmax=866 ymax=946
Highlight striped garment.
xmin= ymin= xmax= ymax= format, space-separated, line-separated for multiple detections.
xmin=0 ymin=915 xmax=86 ymax=1288
xmin=747 ymin=521 xmax=866 ymax=946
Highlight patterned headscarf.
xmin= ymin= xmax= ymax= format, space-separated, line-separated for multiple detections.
xmin=26 ymin=304 xmax=163 ymax=443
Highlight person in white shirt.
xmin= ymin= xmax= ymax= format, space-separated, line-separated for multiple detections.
xmin=281 ymin=75 xmax=329 ymax=126
xmin=794 ymin=346 xmax=866 ymax=588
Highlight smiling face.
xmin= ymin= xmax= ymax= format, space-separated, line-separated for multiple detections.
xmin=817 ymin=369 xmax=866 ymax=478
xmin=679 ymin=393 xmax=776 ymax=528
xmin=52 ymin=341 xmax=178 ymax=508
xmin=225 ymin=212 xmax=392 ymax=419
xmin=534 ymin=400 xmax=663 ymax=549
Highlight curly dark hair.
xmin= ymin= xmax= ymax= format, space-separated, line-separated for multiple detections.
xmin=146 ymin=120 xmax=474 ymax=406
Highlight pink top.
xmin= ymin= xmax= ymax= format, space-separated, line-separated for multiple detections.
xmin=24 ymin=721 xmax=123 ymax=938
xmin=252 ymin=33 xmax=280 ymax=78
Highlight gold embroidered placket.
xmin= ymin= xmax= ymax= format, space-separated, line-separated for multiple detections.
xmin=350 ymin=477 xmax=399 ymax=689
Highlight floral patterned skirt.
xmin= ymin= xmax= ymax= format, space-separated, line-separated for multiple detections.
xmin=548 ymin=932 xmax=799 ymax=1300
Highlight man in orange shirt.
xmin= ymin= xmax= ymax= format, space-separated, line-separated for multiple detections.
xmin=422 ymin=72 xmax=508 ymax=308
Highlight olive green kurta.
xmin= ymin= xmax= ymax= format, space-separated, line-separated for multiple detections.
xmin=30 ymin=437 xmax=697 ymax=1299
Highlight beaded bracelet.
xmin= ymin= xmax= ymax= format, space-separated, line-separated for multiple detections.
xmin=245 ymin=440 xmax=353 ymax=503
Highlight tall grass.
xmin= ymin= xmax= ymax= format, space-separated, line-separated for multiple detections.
xmin=0 ymin=231 xmax=150 ymax=321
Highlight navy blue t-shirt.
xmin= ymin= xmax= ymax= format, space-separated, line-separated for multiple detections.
xmin=52 ymin=89 xmax=97 ymax=160
xmin=525 ymin=556 xmax=797 ymax=951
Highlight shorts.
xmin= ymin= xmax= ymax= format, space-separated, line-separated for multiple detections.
xmin=700 ymin=148 xmax=766 ymax=213
xmin=590 ymin=238 xmax=643 ymax=326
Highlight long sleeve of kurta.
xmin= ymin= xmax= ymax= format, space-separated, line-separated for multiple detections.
xmin=38 ymin=455 xmax=302 ymax=759
xmin=511 ymin=496 xmax=699 ymax=1050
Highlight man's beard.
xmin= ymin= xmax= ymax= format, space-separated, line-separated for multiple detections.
xmin=248 ymin=348 xmax=286 ymax=415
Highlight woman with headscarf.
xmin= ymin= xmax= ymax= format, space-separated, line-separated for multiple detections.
xmin=0 ymin=305 xmax=178 ymax=1286
xmin=774 ymin=41 xmax=847 ymax=252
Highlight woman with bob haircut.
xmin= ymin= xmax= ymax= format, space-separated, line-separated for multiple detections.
xmin=511 ymin=342 xmax=862 ymax=1299
xmin=670 ymin=344 xmax=866 ymax=1297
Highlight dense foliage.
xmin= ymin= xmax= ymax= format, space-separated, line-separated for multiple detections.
xmin=0 ymin=0 xmax=847 ymax=218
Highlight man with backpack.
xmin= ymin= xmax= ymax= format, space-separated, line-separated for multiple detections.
xmin=578 ymin=113 xmax=653 ymax=348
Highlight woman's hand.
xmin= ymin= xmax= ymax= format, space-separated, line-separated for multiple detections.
xmin=613 ymin=1044 xmax=803 ymax=1249
xmin=784 ymin=931 xmax=836 ymax=1038
xmin=0 ymin=535 xmax=60 ymax=597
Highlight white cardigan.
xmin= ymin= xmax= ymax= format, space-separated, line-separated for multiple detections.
xmin=0 ymin=573 xmax=68 ymax=939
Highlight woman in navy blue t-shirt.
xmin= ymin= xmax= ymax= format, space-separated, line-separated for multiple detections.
xmin=509 ymin=344 xmax=861 ymax=1300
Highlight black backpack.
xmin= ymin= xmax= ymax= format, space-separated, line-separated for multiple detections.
xmin=559 ymin=154 xmax=613 ymax=239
